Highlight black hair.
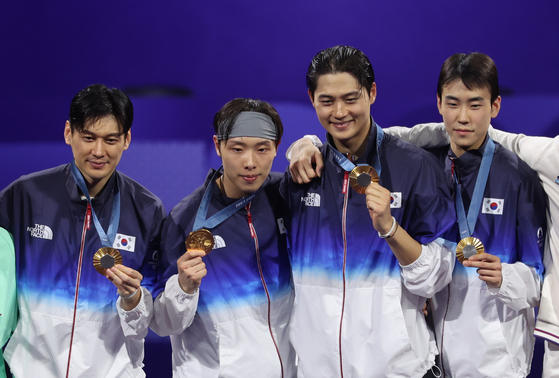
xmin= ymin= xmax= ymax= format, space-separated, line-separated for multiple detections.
xmin=68 ymin=84 xmax=134 ymax=135
xmin=306 ymin=45 xmax=375 ymax=97
xmin=437 ymin=53 xmax=499 ymax=103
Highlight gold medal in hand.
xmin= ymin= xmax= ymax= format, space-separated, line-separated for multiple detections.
xmin=93 ymin=247 xmax=123 ymax=275
xmin=456 ymin=237 xmax=485 ymax=264
xmin=185 ymin=229 xmax=215 ymax=255
xmin=349 ymin=165 xmax=379 ymax=194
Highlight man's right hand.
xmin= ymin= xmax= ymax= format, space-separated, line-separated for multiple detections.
xmin=177 ymin=250 xmax=207 ymax=294
xmin=289 ymin=137 xmax=324 ymax=184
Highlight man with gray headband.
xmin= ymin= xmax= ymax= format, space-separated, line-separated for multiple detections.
xmin=150 ymin=98 xmax=296 ymax=378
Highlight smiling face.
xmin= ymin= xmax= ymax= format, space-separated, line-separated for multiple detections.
xmin=64 ymin=116 xmax=131 ymax=196
xmin=214 ymin=135 xmax=277 ymax=199
xmin=438 ymin=80 xmax=501 ymax=157
xmin=310 ymin=72 xmax=376 ymax=155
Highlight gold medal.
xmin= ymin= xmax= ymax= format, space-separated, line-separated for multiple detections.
xmin=349 ymin=165 xmax=379 ymax=194
xmin=185 ymin=229 xmax=214 ymax=255
xmin=456 ymin=237 xmax=485 ymax=264
xmin=93 ymin=247 xmax=123 ymax=275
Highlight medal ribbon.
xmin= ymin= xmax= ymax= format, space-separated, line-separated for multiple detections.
xmin=70 ymin=160 xmax=120 ymax=248
xmin=455 ymin=137 xmax=495 ymax=239
xmin=193 ymin=168 xmax=262 ymax=231
xmin=328 ymin=123 xmax=384 ymax=177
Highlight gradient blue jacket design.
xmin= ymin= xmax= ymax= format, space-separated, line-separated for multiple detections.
xmin=151 ymin=169 xmax=295 ymax=378
xmin=0 ymin=164 xmax=165 ymax=378
xmin=428 ymin=139 xmax=546 ymax=378
xmin=280 ymin=125 xmax=456 ymax=378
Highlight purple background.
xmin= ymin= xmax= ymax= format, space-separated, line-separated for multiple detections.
xmin=1 ymin=1 xmax=558 ymax=376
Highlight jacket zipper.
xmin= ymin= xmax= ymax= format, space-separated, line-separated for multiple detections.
xmin=246 ymin=203 xmax=284 ymax=378
xmin=339 ymin=167 xmax=350 ymax=378
xmin=66 ymin=202 xmax=90 ymax=378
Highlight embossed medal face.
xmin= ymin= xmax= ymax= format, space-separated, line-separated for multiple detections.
xmin=349 ymin=165 xmax=379 ymax=194
xmin=185 ymin=229 xmax=214 ymax=255
xmin=456 ymin=237 xmax=485 ymax=264
xmin=93 ymin=247 xmax=123 ymax=275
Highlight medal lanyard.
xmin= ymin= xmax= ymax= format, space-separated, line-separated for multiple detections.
xmin=328 ymin=123 xmax=384 ymax=177
xmin=454 ymin=138 xmax=495 ymax=239
xmin=70 ymin=160 xmax=120 ymax=248
xmin=193 ymin=168 xmax=262 ymax=231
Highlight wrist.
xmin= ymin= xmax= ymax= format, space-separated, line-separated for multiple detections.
xmin=378 ymin=216 xmax=399 ymax=239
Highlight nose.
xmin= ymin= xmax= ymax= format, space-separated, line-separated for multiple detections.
xmin=243 ymin=150 xmax=257 ymax=170
xmin=334 ymin=101 xmax=347 ymax=119
xmin=92 ymin=139 xmax=105 ymax=157
xmin=458 ymin=106 xmax=469 ymax=124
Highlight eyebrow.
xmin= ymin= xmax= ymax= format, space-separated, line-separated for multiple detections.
xmin=444 ymin=95 xmax=486 ymax=102
xmin=80 ymin=130 xmax=122 ymax=138
xmin=317 ymin=90 xmax=362 ymax=100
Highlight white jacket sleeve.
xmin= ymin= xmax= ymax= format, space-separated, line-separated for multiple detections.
xmin=384 ymin=123 xmax=450 ymax=148
xmin=116 ymin=286 xmax=154 ymax=368
xmin=150 ymin=274 xmax=199 ymax=337
xmin=400 ymin=241 xmax=455 ymax=298
xmin=488 ymin=262 xmax=541 ymax=311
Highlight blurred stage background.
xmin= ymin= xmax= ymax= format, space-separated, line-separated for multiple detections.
xmin=1 ymin=1 xmax=558 ymax=376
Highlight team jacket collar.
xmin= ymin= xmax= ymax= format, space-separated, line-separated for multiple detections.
xmin=448 ymin=134 xmax=491 ymax=178
xmin=64 ymin=163 xmax=120 ymax=205
xmin=323 ymin=116 xmax=381 ymax=167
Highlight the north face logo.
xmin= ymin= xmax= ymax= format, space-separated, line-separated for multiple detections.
xmin=301 ymin=193 xmax=321 ymax=207
xmin=27 ymin=224 xmax=53 ymax=240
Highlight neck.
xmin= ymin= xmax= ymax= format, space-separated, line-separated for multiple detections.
xmin=87 ymin=177 xmax=110 ymax=198
xmin=333 ymin=124 xmax=370 ymax=159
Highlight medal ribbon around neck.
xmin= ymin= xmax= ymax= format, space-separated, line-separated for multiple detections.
xmin=193 ymin=167 xmax=262 ymax=231
xmin=455 ymin=137 xmax=495 ymax=239
xmin=70 ymin=159 xmax=120 ymax=248
xmin=435 ymin=138 xmax=495 ymax=254
xmin=328 ymin=123 xmax=384 ymax=177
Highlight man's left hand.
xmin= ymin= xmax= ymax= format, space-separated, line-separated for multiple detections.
xmin=463 ymin=253 xmax=503 ymax=289
xmin=107 ymin=264 xmax=143 ymax=310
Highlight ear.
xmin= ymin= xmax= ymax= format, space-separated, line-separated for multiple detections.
xmin=368 ymin=83 xmax=377 ymax=105
xmin=123 ymin=129 xmax=131 ymax=151
xmin=490 ymin=96 xmax=501 ymax=118
xmin=64 ymin=121 xmax=72 ymax=145
xmin=437 ymin=95 xmax=443 ymax=115
xmin=213 ymin=135 xmax=222 ymax=157
xmin=308 ymin=90 xmax=316 ymax=107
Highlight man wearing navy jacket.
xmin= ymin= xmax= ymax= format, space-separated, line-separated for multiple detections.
xmin=280 ymin=45 xmax=456 ymax=378
xmin=0 ymin=84 xmax=165 ymax=378
xmin=150 ymin=98 xmax=295 ymax=378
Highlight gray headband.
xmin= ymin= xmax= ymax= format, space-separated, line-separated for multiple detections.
xmin=216 ymin=111 xmax=277 ymax=141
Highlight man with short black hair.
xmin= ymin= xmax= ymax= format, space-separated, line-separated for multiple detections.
xmin=281 ymin=46 xmax=456 ymax=378
xmin=0 ymin=84 xmax=165 ymax=377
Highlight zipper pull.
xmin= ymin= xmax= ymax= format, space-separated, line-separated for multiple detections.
xmin=85 ymin=203 xmax=92 ymax=230
xmin=342 ymin=171 xmax=349 ymax=194
xmin=246 ymin=204 xmax=255 ymax=238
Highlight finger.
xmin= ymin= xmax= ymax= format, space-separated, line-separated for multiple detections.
xmin=289 ymin=163 xmax=303 ymax=184
xmin=314 ymin=152 xmax=324 ymax=178
xmin=468 ymin=253 xmax=499 ymax=263
xmin=113 ymin=264 xmax=143 ymax=280
xmin=178 ymin=249 xmax=206 ymax=263
xmin=108 ymin=267 xmax=141 ymax=289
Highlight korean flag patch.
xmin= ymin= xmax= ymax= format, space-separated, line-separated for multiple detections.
xmin=113 ymin=233 xmax=136 ymax=252
xmin=390 ymin=192 xmax=402 ymax=208
xmin=482 ymin=198 xmax=504 ymax=215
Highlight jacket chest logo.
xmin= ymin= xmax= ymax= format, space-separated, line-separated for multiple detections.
xmin=390 ymin=192 xmax=402 ymax=208
xmin=113 ymin=233 xmax=136 ymax=252
xmin=301 ymin=192 xmax=321 ymax=207
xmin=482 ymin=198 xmax=504 ymax=215
xmin=27 ymin=224 xmax=53 ymax=240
